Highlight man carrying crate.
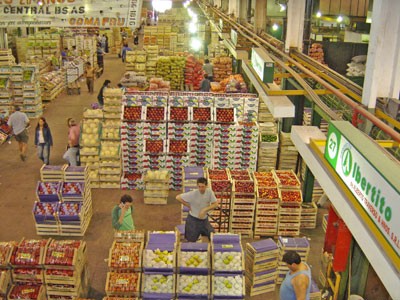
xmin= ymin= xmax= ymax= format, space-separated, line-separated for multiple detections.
xmin=176 ymin=177 xmax=219 ymax=242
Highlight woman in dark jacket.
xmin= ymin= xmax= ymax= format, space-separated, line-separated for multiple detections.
xmin=34 ymin=117 xmax=53 ymax=165
xmin=97 ymin=79 xmax=111 ymax=107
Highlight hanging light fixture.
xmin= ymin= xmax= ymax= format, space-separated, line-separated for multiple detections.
xmin=190 ymin=37 xmax=202 ymax=51
xmin=272 ymin=23 xmax=279 ymax=31
xmin=316 ymin=11 xmax=322 ymax=18
xmin=152 ymin=0 xmax=172 ymax=13
xmin=337 ymin=15 xmax=343 ymax=23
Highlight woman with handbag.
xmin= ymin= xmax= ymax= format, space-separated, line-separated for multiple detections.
xmin=34 ymin=117 xmax=53 ymax=165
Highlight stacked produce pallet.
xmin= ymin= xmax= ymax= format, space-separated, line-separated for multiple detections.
xmin=274 ymin=170 xmax=302 ymax=236
xmin=81 ymin=109 xmax=104 ymax=187
xmin=181 ymin=167 xmax=204 ymax=224
xmin=300 ymin=202 xmax=318 ymax=229
xmin=230 ymin=171 xmax=256 ymax=238
xmin=0 ymin=49 xmax=16 ymax=66
xmin=9 ymin=238 xmax=49 ymax=299
xmin=258 ymin=118 xmax=279 ymax=171
xmin=144 ymin=45 xmax=159 ymax=78
xmin=253 ymin=172 xmax=280 ymax=237
xmin=22 ymin=66 xmax=43 ymax=118
xmin=245 ymin=239 xmax=279 ymax=296
xmin=40 ymin=70 xmax=66 ymax=102
xmin=235 ymin=122 xmax=259 ymax=171
xmin=0 ymin=66 xmax=12 ymax=116
xmin=212 ymin=56 xmax=232 ymax=82
xmin=65 ymin=57 xmax=85 ymax=88
xmin=177 ymin=243 xmax=210 ymax=299
xmin=126 ymin=50 xmax=147 ymax=73
xmin=278 ymin=132 xmax=298 ymax=170
xmin=277 ymin=237 xmax=310 ymax=284
xmin=142 ymin=231 xmax=178 ymax=299
xmin=308 ymin=43 xmax=325 ymax=64
xmin=105 ymin=231 xmax=143 ymax=298
xmin=184 ymin=55 xmax=204 ymax=91
xmin=211 ymin=233 xmax=245 ymax=299
xmin=143 ymin=170 xmax=170 ymax=205
xmin=99 ymin=89 xmax=123 ymax=188
xmin=207 ymin=169 xmax=232 ymax=233
xmin=156 ymin=56 xmax=186 ymax=90
xmin=44 ymin=240 xmax=88 ymax=299
xmin=0 ymin=241 xmax=15 ymax=298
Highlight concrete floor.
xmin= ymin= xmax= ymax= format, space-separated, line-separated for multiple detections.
xmin=0 ymin=54 xmax=327 ymax=299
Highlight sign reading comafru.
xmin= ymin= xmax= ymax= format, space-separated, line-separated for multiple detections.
xmin=324 ymin=121 xmax=400 ymax=263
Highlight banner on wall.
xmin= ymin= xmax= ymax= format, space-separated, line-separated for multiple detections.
xmin=0 ymin=0 xmax=143 ymax=28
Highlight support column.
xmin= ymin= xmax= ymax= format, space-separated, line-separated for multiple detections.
xmin=238 ymin=0 xmax=248 ymax=23
xmin=254 ymin=0 xmax=266 ymax=33
xmin=285 ymin=0 xmax=306 ymax=53
xmin=362 ymin=0 xmax=400 ymax=108
xmin=228 ymin=0 xmax=240 ymax=17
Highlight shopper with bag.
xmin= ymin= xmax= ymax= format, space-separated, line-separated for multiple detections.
xmin=7 ymin=106 xmax=30 ymax=161
xmin=63 ymin=118 xmax=80 ymax=166
xmin=34 ymin=117 xmax=53 ymax=165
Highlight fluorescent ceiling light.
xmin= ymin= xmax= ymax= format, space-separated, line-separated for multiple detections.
xmin=190 ymin=38 xmax=202 ymax=51
xmin=152 ymin=0 xmax=172 ymax=13
xmin=316 ymin=11 xmax=322 ymax=18
xmin=337 ymin=15 xmax=343 ymax=23
xmin=272 ymin=23 xmax=279 ymax=31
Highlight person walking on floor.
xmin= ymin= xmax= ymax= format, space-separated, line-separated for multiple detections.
xmin=200 ymin=74 xmax=211 ymax=92
xmin=84 ymin=62 xmax=95 ymax=94
xmin=280 ymin=250 xmax=312 ymax=300
xmin=97 ymin=43 xmax=105 ymax=71
xmin=202 ymin=59 xmax=214 ymax=82
xmin=34 ymin=117 xmax=53 ymax=165
xmin=112 ymin=194 xmax=135 ymax=231
xmin=7 ymin=106 xmax=30 ymax=161
xmin=63 ymin=118 xmax=80 ymax=166
xmin=97 ymin=79 xmax=111 ymax=107
xmin=121 ymin=43 xmax=132 ymax=63
xmin=176 ymin=177 xmax=218 ymax=242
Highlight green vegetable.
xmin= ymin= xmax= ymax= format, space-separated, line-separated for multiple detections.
xmin=261 ymin=134 xmax=277 ymax=142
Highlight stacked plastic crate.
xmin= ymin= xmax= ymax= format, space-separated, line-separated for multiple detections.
xmin=105 ymin=232 xmax=143 ymax=298
xmin=167 ymin=106 xmax=191 ymax=190
xmin=274 ymin=170 xmax=302 ymax=237
xmin=253 ymin=171 xmax=280 ymax=238
xmin=181 ymin=167 xmax=204 ymax=224
xmin=230 ymin=170 xmax=256 ymax=238
xmin=142 ymin=231 xmax=178 ymax=299
xmin=44 ymin=240 xmax=88 ymax=299
xmin=177 ymin=242 xmax=210 ymax=299
xmin=211 ymin=233 xmax=245 ymax=300
xmin=99 ymin=89 xmax=123 ymax=189
xmin=81 ymin=109 xmax=103 ymax=188
xmin=276 ymin=237 xmax=310 ymax=284
xmin=207 ymin=169 xmax=232 ymax=233
xmin=245 ymin=238 xmax=279 ymax=296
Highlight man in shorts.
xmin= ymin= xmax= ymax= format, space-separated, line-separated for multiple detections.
xmin=176 ymin=177 xmax=219 ymax=242
xmin=7 ymin=106 xmax=30 ymax=161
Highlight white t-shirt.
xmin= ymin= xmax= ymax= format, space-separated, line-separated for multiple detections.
xmin=181 ymin=188 xmax=217 ymax=219
xmin=38 ymin=129 xmax=45 ymax=143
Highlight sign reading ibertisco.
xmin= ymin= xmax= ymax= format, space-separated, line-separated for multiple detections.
xmin=0 ymin=0 xmax=143 ymax=28
xmin=325 ymin=121 xmax=400 ymax=259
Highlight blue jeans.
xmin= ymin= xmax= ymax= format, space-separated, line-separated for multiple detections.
xmin=63 ymin=147 xmax=79 ymax=166
xmin=37 ymin=143 xmax=50 ymax=165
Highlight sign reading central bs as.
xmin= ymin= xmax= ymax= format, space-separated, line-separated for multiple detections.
xmin=324 ymin=121 xmax=400 ymax=268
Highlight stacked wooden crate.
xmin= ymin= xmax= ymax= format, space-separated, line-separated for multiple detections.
xmin=278 ymin=132 xmax=298 ymax=170
xmin=0 ymin=241 xmax=15 ymax=298
xmin=253 ymin=172 xmax=280 ymax=237
xmin=99 ymin=89 xmax=123 ymax=188
xmin=40 ymin=165 xmax=65 ymax=181
xmin=257 ymin=101 xmax=278 ymax=171
xmin=44 ymin=240 xmax=88 ymax=299
xmin=300 ymin=202 xmax=318 ymax=229
xmin=230 ymin=170 xmax=255 ymax=238
xmin=276 ymin=237 xmax=310 ymax=284
xmin=274 ymin=170 xmax=302 ymax=237
xmin=143 ymin=170 xmax=170 ymax=205
xmin=245 ymin=238 xmax=279 ymax=296
xmin=207 ymin=169 xmax=232 ymax=233
xmin=105 ymin=231 xmax=143 ymax=298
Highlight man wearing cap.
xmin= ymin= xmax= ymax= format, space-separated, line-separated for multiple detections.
xmin=176 ymin=177 xmax=219 ymax=242
xmin=280 ymin=250 xmax=312 ymax=300
xmin=8 ymin=106 xmax=30 ymax=161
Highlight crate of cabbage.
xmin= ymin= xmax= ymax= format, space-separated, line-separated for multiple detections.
xmin=259 ymin=133 xmax=279 ymax=148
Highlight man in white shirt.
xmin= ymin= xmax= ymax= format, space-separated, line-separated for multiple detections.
xmin=7 ymin=106 xmax=30 ymax=161
xmin=176 ymin=177 xmax=219 ymax=242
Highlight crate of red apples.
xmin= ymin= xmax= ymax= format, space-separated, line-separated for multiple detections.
xmin=168 ymin=106 xmax=191 ymax=122
xmin=229 ymin=169 xmax=251 ymax=181
xmin=35 ymin=181 xmax=61 ymax=202
xmin=272 ymin=170 xmax=301 ymax=189
xmin=61 ymin=182 xmax=85 ymax=201
xmin=279 ymin=189 xmax=303 ymax=205
xmin=192 ymin=107 xmax=213 ymax=122
xmin=257 ymin=186 xmax=280 ymax=202
xmin=44 ymin=240 xmax=86 ymax=270
xmin=105 ymin=272 xmax=141 ymax=297
xmin=11 ymin=267 xmax=44 ymax=283
xmin=167 ymin=139 xmax=189 ymax=154
xmin=108 ymin=241 xmax=143 ymax=271
xmin=253 ymin=171 xmax=277 ymax=188
xmin=145 ymin=106 xmax=166 ymax=122
xmin=233 ymin=180 xmax=255 ymax=195
xmin=207 ymin=168 xmax=231 ymax=181
xmin=57 ymin=202 xmax=83 ymax=223
xmin=215 ymin=107 xmax=236 ymax=123
xmin=210 ymin=179 xmax=232 ymax=195
xmin=8 ymin=284 xmax=46 ymax=300
xmin=32 ymin=202 xmax=59 ymax=224
xmin=145 ymin=139 xmax=166 ymax=154
xmin=10 ymin=239 xmax=50 ymax=268
xmin=0 ymin=241 xmax=16 ymax=268
xmin=123 ymin=106 xmax=143 ymax=121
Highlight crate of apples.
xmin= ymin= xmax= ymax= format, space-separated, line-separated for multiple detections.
xmin=193 ymin=107 xmax=212 ymax=122
xmin=106 ymin=272 xmax=140 ymax=296
xmin=58 ymin=202 xmax=82 ymax=222
xmin=273 ymin=170 xmax=301 ymax=189
xmin=143 ymin=248 xmax=174 ymax=269
xmin=32 ymin=202 xmax=59 ymax=223
xmin=0 ymin=241 xmax=17 ymax=267
xmin=61 ymin=182 xmax=84 ymax=198
xmin=210 ymin=180 xmax=231 ymax=193
xmin=108 ymin=241 xmax=142 ymax=270
xmin=168 ymin=106 xmax=189 ymax=121
xmin=207 ymin=169 xmax=230 ymax=180
xmin=233 ymin=180 xmax=255 ymax=194
xmin=123 ymin=106 xmax=142 ymax=121
xmin=215 ymin=107 xmax=235 ymax=123
xmin=145 ymin=139 xmax=165 ymax=153
xmin=257 ymin=187 xmax=280 ymax=201
xmin=11 ymin=239 xmax=49 ymax=267
xmin=280 ymin=190 xmax=302 ymax=204
xmin=142 ymin=273 xmax=174 ymax=294
xmin=12 ymin=268 xmax=44 ymax=283
xmin=146 ymin=107 xmax=165 ymax=121
xmin=45 ymin=240 xmax=84 ymax=267
xmin=8 ymin=284 xmax=45 ymax=299
xmin=167 ymin=139 xmax=189 ymax=153
xmin=36 ymin=181 xmax=61 ymax=202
